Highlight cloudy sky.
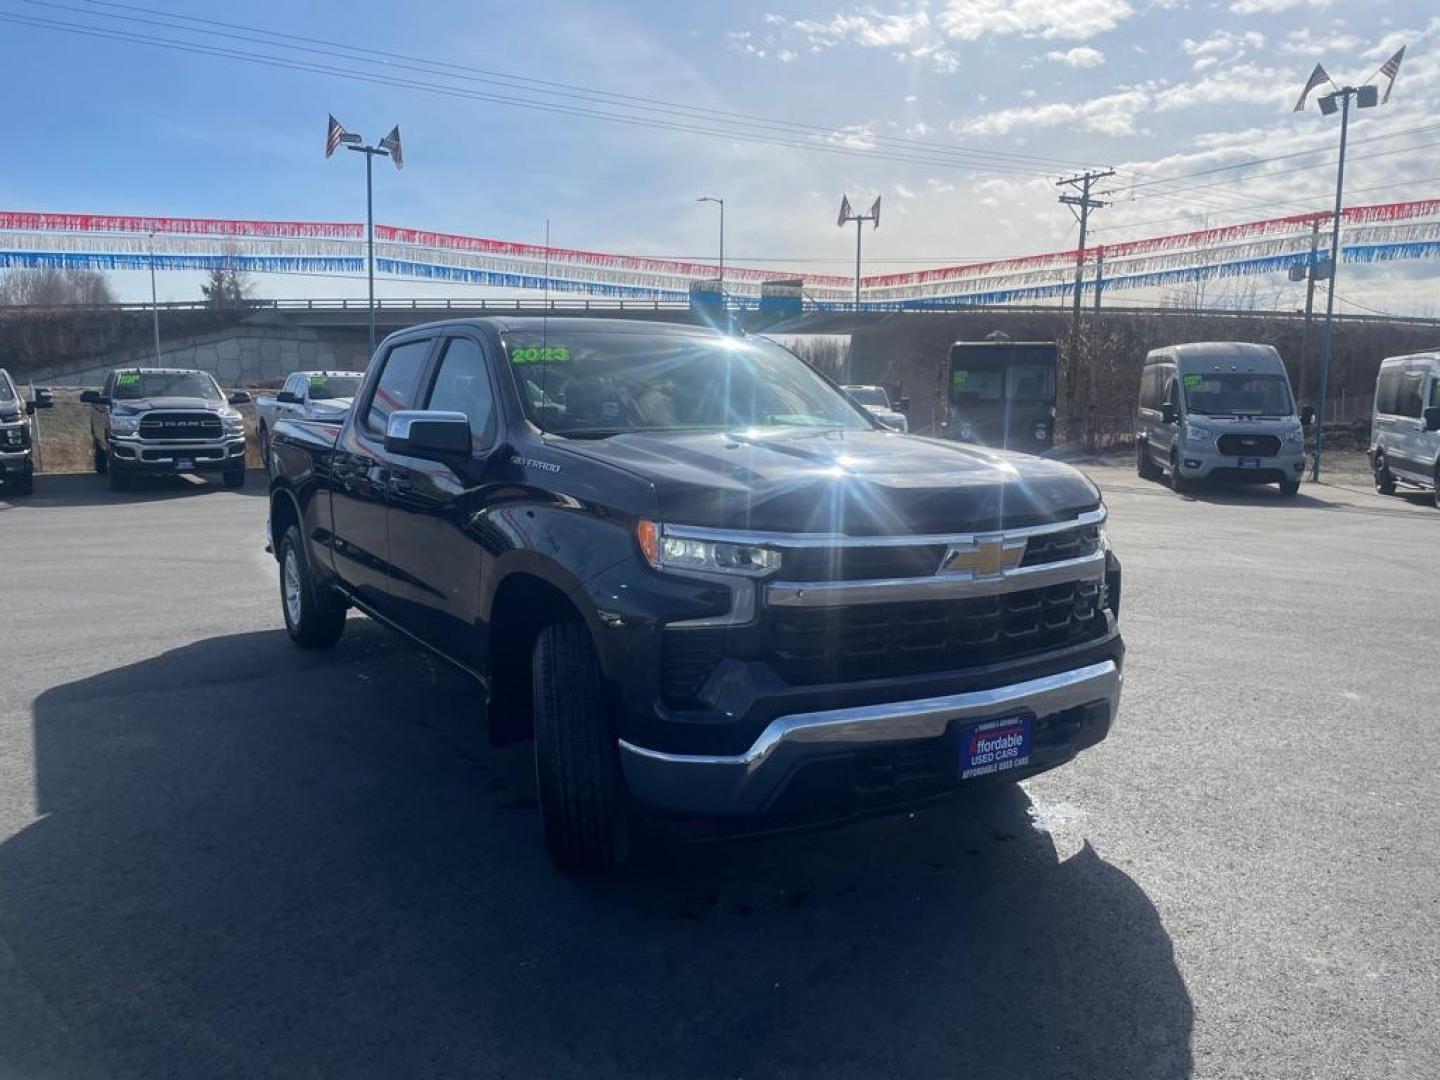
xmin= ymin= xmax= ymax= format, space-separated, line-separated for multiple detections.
xmin=2 ymin=0 xmax=1438 ymax=312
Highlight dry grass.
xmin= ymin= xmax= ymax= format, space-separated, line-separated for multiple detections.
xmin=28 ymin=389 xmax=263 ymax=474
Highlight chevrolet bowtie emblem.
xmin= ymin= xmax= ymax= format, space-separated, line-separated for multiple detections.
xmin=939 ymin=538 xmax=1025 ymax=577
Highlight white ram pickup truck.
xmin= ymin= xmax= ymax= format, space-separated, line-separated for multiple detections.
xmin=254 ymin=370 xmax=362 ymax=472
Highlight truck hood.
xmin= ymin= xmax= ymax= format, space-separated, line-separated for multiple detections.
xmin=112 ymin=397 xmax=222 ymax=413
xmin=556 ymin=428 xmax=1100 ymax=533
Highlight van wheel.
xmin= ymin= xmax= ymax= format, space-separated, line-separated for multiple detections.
xmin=1168 ymin=450 xmax=1189 ymax=495
xmin=93 ymin=442 xmax=108 ymax=475
xmin=1374 ymin=453 xmax=1396 ymax=496
xmin=1279 ymin=478 xmax=1301 ymax=498
xmin=1136 ymin=440 xmax=1161 ymax=481
xmin=532 ymin=621 xmax=631 ymax=874
xmin=279 ymin=524 xmax=347 ymax=649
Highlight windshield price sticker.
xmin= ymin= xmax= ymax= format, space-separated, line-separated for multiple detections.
xmin=309 ymin=376 xmax=329 ymax=391
xmin=510 ymin=346 xmax=571 ymax=364
xmin=117 ymin=373 xmax=141 ymax=386
xmin=952 ymin=370 xmax=969 ymax=387
xmin=1183 ymin=374 xmax=1203 ymax=388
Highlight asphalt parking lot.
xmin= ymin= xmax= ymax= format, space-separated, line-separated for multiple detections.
xmin=1 ymin=465 xmax=1437 ymax=1079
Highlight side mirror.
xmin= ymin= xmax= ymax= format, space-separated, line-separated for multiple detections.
xmin=1161 ymin=403 xmax=1178 ymax=424
xmin=1300 ymin=405 xmax=1315 ymax=427
xmin=276 ymin=390 xmax=302 ymax=405
xmin=228 ymin=390 xmax=252 ymax=405
xmin=1424 ymin=406 xmax=1440 ymax=433
xmin=80 ymin=389 xmax=102 ymax=405
xmin=383 ymin=410 xmax=471 ymax=463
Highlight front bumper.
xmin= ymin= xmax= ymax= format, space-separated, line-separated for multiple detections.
xmin=0 ymin=448 xmax=33 ymax=479
xmin=620 ymin=655 xmax=1121 ymax=820
xmin=109 ymin=436 xmax=246 ymax=472
xmin=1176 ymin=445 xmax=1304 ymax=483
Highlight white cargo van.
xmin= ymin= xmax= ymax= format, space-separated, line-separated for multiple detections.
xmin=1136 ymin=343 xmax=1309 ymax=497
xmin=1370 ymin=352 xmax=1440 ymax=508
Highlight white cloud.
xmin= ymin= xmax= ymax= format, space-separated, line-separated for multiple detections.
xmin=1277 ymin=26 xmax=1360 ymax=57
xmin=777 ymin=48 xmax=798 ymax=62
xmin=936 ymin=0 xmax=1134 ymax=42
xmin=1046 ymin=46 xmax=1106 ymax=68
xmin=895 ymin=183 xmax=917 ymax=199
xmin=1181 ymin=30 xmax=1265 ymax=72
xmin=1228 ymin=0 xmax=1327 ymax=14
xmin=1152 ymin=62 xmax=1296 ymax=111
xmin=958 ymin=88 xmax=1150 ymax=135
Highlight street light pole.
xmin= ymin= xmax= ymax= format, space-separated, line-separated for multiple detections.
xmin=147 ymin=231 xmax=162 ymax=364
xmin=1312 ymin=87 xmax=1353 ymax=482
xmin=837 ymin=194 xmax=881 ymax=312
xmin=328 ymin=115 xmax=403 ymax=361
xmin=697 ymin=195 xmax=724 ymax=289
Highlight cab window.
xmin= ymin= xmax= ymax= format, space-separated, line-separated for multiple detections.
xmin=1375 ymin=367 xmax=1401 ymax=415
xmin=1396 ymin=369 xmax=1425 ymax=419
xmin=364 ymin=339 xmax=433 ymax=437
xmin=425 ymin=337 xmax=496 ymax=449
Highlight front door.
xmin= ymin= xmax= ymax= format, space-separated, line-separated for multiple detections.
xmin=329 ymin=336 xmax=435 ymax=613
xmin=383 ymin=332 xmax=505 ymax=670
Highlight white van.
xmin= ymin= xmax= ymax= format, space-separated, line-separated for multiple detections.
xmin=1370 ymin=352 xmax=1440 ymax=508
xmin=1136 ymin=342 xmax=1309 ymax=497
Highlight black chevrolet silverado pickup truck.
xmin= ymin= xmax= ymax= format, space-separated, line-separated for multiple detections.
xmin=0 ymin=368 xmax=52 ymax=496
xmin=268 ymin=318 xmax=1124 ymax=872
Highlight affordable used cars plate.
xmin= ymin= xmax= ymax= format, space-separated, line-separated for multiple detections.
xmin=960 ymin=715 xmax=1033 ymax=780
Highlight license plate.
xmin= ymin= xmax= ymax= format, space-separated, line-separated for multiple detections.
xmin=960 ymin=715 xmax=1033 ymax=780
xmin=175 ymin=458 xmax=194 ymax=470
xmin=1238 ymin=457 xmax=1262 ymax=468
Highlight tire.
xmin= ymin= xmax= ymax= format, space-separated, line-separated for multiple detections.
xmin=532 ymin=621 xmax=631 ymax=874
xmin=93 ymin=441 xmax=108 ymax=475
xmin=1374 ymin=452 xmax=1397 ymax=496
xmin=223 ymin=466 xmax=246 ymax=489
xmin=1433 ymin=466 xmax=1440 ymax=511
xmin=1169 ymin=450 xmax=1189 ymax=495
xmin=108 ymin=466 xmax=129 ymax=492
xmin=1279 ymin=478 xmax=1301 ymax=498
xmin=1136 ymin=440 xmax=1160 ymax=480
xmin=11 ymin=475 xmax=33 ymax=497
xmin=279 ymin=524 xmax=347 ymax=649
xmin=258 ymin=425 xmax=271 ymax=476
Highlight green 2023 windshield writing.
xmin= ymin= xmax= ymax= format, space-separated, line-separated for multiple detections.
xmin=509 ymin=346 xmax=571 ymax=364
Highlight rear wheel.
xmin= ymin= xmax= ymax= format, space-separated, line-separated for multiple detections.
xmin=532 ymin=621 xmax=631 ymax=874
xmin=1136 ymin=440 xmax=1161 ymax=481
xmin=1279 ymin=478 xmax=1301 ymax=498
xmin=1374 ymin=452 xmax=1397 ymax=496
xmin=93 ymin=441 xmax=108 ymax=475
xmin=279 ymin=524 xmax=347 ymax=649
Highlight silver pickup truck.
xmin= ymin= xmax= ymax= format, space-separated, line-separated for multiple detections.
xmin=254 ymin=370 xmax=360 ymax=472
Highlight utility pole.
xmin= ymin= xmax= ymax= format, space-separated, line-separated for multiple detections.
xmin=1297 ymin=219 xmax=1322 ymax=403
xmin=147 ymin=231 xmax=162 ymax=364
xmin=1057 ymin=169 xmax=1114 ymax=322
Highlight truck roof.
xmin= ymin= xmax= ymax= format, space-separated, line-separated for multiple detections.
xmin=109 ymin=367 xmax=211 ymax=376
xmin=386 ymin=316 xmax=724 ymax=339
xmin=1378 ymin=351 xmax=1440 ymax=368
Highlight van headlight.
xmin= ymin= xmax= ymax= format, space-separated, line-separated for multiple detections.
xmin=1283 ymin=426 xmax=1303 ymax=443
xmin=1184 ymin=422 xmax=1213 ymax=442
xmin=636 ymin=521 xmax=782 ymax=577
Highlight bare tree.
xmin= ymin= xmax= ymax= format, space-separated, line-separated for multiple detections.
xmin=0 ymin=267 xmax=116 ymax=306
xmin=200 ymin=265 xmax=255 ymax=309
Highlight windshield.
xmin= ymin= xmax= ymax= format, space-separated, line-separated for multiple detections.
xmin=112 ymin=372 xmax=222 ymax=402
xmin=0 ymin=372 xmax=15 ymax=402
xmin=950 ymin=359 xmax=1055 ymax=405
xmin=1182 ymin=373 xmax=1293 ymax=416
xmin=308 ymin=375 xmax=361 ymax=401
xmin=845 ymin=386 xmax=889 ymax=408
xmin=504 ymin=331 xmax=873 ymax=437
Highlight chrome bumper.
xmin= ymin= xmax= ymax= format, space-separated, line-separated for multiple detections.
xmin=109 ymin=436 xmax=245 ymax=467
xmin=619 ymin=659 xmax=1121 ymax=817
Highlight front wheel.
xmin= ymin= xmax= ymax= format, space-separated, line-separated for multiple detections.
xmin=258 ymin=426 xmax=272 ymax=476
xmin=10 ymin=475 xmax=33 ymax=497
xmin=1169 ymin=450 xmax=1189 ymax=495
xmin=93 ymin=442 xmax=108 ymax=475
xmin=1136 ymin=440 xmax=1161 ymax=481
xmin=279 ymin=524 xmax=347 ymax=649
xmin=223 ymin=466 xmax=246 ymax=489
xmin=108 ymin=466 xmax=129 ymax=492
xmin=532 ymin=621 xmax=631 ymax=874
xmin=1279 ymin=478 xmax=1301 ymax=498
xmin=1433 ymin=466 xmax=1440 ymax=511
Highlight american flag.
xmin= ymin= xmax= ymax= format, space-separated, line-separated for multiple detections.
xmin=379 ymin=126 xmax=405 ymax=170
xmin=1292 ymin=64 xmax=1332 ymax=113
xmin=1380 ymin=46 xmax=1405 ymax=104
xmin=325 ymin=115 xmax=360 ymax=158
xmin=837 ymin=194 xmax=853 ymax=227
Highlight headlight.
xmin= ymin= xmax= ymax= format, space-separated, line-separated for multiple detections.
xmin=1184 ymin=422 xmax=1213 ymax=442
xmin=221 ymin=412 xmax=245 ymax=434
xmin=110 ymin=414 xmax=142 ymax=435
xmin=636 ymin=521 xmax=781 ymax=577
xmin=1283 ymin=426 xmax=1303 ymax=443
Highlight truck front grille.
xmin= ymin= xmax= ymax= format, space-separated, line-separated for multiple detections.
xmin=762 ymin=581 xmax=1106 ymax=686
xmin=1217 ymin=434 xmax=1280 ymax=457
xmin=138 ymin=412 xmax=223 ymax=441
